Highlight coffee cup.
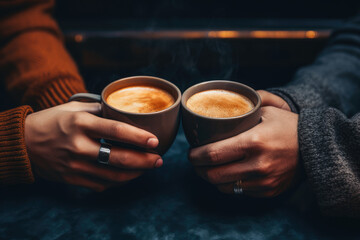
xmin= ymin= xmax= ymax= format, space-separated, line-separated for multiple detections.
xmin=69 ymin=76 xmax=181 ymax=155
xmin=181 ymin=80 xmax=261 ymax=147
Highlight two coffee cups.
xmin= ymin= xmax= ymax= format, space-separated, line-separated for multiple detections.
xmin=69 ymin=76 xmax=261 ymax=155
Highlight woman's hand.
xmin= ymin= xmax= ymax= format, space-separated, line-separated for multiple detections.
xmin=25 ymin=101 xmax=162 ymax=192
xmin=189 ymin=106 xmax=300 ymax=197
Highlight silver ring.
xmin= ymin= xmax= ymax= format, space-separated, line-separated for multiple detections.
xmin=97 ymin=142 xmax=112 ymax=165
xmin=233 ymin=180 xmax=243 ymax=195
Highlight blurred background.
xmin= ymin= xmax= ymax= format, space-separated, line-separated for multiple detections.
xmin=53 ymin=0 xmax=360 ymax=94
xmin=1 ymin=0 xmax=359 ymax=111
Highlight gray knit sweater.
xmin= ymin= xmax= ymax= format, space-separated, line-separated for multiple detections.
xmin=270 ymin=15 xmax=360 ymax=218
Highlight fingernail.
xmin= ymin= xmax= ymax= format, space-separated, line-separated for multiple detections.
xmin=147 ymin=138 xmax=159 ymax=148
xmin=154 ymin=158 xmax=163 ymax=168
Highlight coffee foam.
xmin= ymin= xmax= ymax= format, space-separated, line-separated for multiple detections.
xmin=186 ymin=89 xmax=254 ymax=118
xmin=106 ymin=86 xmax=175 ymax=113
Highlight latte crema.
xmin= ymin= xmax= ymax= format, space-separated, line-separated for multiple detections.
xmin=186 ymin=89 xmax=254 ymax=118
xmin=107 ymin=86 xmax=175 ymax=113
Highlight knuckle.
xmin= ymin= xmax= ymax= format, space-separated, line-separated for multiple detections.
xmin=249 ymin=133 xmax=264 ymax=148
xmin=207 ymin=148 xmax=220 ymax=163
xmin=113 ymin=153 xmax=128 ymax=168
xmin=71 ymin=137 xmax=86 ymax=156
xmin=115 ymin=151 xmax=131 ymax=168
xmin=70 ymin=112 xmax=88 ymax=128
xmin=255 ymin=161 xmax=271 ymax=175
xmin=112 ymin=123 xmax=125 ymax=135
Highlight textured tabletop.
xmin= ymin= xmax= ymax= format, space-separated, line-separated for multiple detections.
xmin=1 ymin=127 xmax=359 ymax=240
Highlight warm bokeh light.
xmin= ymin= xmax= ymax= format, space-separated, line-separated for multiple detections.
xmin=208 ymin=31 xmax=240 ymax=38
xmin=74 ymin=34 xmax=84 ymax=42
xmin=305 ymin=30 xmax=318 ymax=38
xmin=69 ymin=30 xmax=329 ymax=40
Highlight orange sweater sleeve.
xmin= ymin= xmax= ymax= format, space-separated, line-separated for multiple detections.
xmin=0 ymin=0 xmax=87 ymax=185
xmin=0 ymin=0 xmax=87 ymax=111
xmin=0 ymin=106 xmax=34 ymax=185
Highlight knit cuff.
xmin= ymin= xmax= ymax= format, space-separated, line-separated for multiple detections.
xmin=30 ymin=78 xmax=87 ymax=111
xmin=0 ymin=106 xmax=34 ymax=185
xmin=267 ymin=88 xmax=300 ymax=114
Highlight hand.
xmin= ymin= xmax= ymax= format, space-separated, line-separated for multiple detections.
xmin=189 ymin=106 xmax=300 ymax=198
xmin=257 ymin=90 xmax=291 ymax=111
xmin=25 ymin=101 xmax=162 ymax=192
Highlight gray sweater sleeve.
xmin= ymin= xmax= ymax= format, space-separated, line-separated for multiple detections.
xmin=298 ymin=108 xmax=360 ymax=217
xmin=269 ymin=16 xmax=360 ymax=218
xmin=270 ymin=16 xmax=360 ymax=116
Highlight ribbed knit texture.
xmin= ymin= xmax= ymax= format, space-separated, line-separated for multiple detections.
xmin=25 ymin=77 xmax=87 ymax=110
xmin=0 ymin=106 xmax=34 ymax=185
xmin=0 ymin=0 xmax=87 ymax=185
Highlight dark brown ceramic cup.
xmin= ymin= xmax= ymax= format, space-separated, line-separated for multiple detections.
xmin=181 ymin=80 xmax=261 ymax=147
xmin=69 ymin=76 xmax=181 ymax=155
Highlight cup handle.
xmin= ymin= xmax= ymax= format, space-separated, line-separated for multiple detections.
xmin=68 ymin=93 xmax=101 ymax=103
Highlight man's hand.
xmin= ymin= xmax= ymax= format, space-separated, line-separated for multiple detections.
xmin=25 ymin=101 xmax=162 ymax=192
xmin=257 ymin=90 xmax=291 ymax=111
xmin=189 ymin=106 xmax=300 ymax=197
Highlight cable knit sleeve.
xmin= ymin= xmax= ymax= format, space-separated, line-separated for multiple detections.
xmin=0 ymin=0 xmax=87 ymax=111
xmin=0 ymin=106 xmax=34 ymax=185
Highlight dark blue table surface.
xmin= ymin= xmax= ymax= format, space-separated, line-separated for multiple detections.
xmin=1 ymin=126 xmax=359 ymax=240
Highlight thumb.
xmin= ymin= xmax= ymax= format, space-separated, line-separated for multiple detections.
xmin=257 ymin=90 xmax=290 ymax=111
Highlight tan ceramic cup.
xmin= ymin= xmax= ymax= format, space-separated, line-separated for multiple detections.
xmin=181 ymin=80 xmax=261 ymax=147
xmin=69 ymin=76 xmax=181 ymax=155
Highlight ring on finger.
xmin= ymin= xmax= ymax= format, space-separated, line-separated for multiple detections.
xmin=233 ymin=179 xmax=243 ymax=195
xmin=97 ymin=141 xmax=112 ymax=165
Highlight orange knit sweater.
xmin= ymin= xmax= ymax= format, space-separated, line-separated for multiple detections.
xmin=0 ymin=0 xmax=87 ymax=185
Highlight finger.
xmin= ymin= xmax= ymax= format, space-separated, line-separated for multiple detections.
xmin=79 ymin=114 xmax=159 ymax=149
xmin=109 ymin=147 xmax=163 ymax=169
xmin=63 ymin=174 xmax=112 ymax=192
xmin=77 ymin=138 xmax=163 ymax=169
xmin=194 ymin=159 xmax=259 ymax=185
xmin=257 ymin=90 xmax=290 ymax=111
xmin=69 ymin=159 xmax=144 ymax=183
xmin=65 ymin=101 xmax=102 ymax=115
xmin=189 ymin=134 xmax=248 ymax=166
